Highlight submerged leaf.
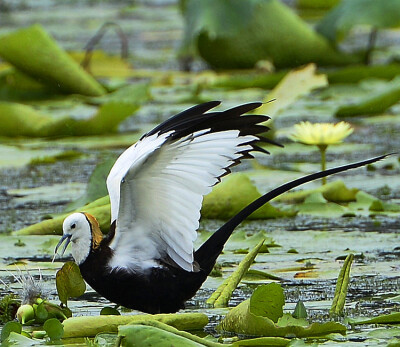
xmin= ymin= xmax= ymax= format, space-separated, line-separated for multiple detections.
xmin=56 ymin=262 xmax=86 ymax=305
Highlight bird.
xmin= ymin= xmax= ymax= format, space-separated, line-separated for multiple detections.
xmin=54 ymin=101 xmax=386 ymax=314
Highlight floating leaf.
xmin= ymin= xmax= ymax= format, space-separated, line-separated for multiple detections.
xmin=276 ymin=180 xmax=358 ymax=203
xmin=119 ymin=320 xmax=217 ymax=347
xmin=258 ymin=64 xmax=327 ymax=119
xmin=0 ymin=24 xmax=105 ymax=96
xmin=68 ymin=50 xmax=134 ymax=78
xmin=202 ymin=173 xmax=295 ymax=220
xmin=1 ymin=321 xmax=22 ymax=341
xmin=62 ymin=313 xmax=208 ymax=338
xmin=56 ymin=261 xmax=86 ymax=305
xmin=64 ymin=158 xmax=115 ymax=212
xmin=218 ymin=283 xmax=346 ymax=337
xmin=232 ymin=337 xmax=290 ymax=346
xmin=316 ymin=0 xmax=400 ymax=43
xmin=1 ymin=332 xmax=33 ymax=346
xmin=330 ymin=253 xmax=354 ymax=316
xmin=335 ymin=76 xmax=400 ymax=117
xmin=243 ymin=269 xmax=283 ymax=282
xmin=347 ymin=312 xmax=400 ymax=325
xmin=13 ymin=202 xmax=110 ymax=236
xmin=207 ymin=239 xmax=265 ymax=308
xmin=297 ymin=192 xmax=347 ymax=217
xmin=181 ymin=0 xmax=359 ymax=69
xmin=43 ymin=318 xmax=64 ymax=341
xmin=0 ymin=100 xmax=139 ymax=138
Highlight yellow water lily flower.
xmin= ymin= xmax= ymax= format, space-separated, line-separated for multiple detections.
xmin=289 ymin=121 xmax=353 ymax=146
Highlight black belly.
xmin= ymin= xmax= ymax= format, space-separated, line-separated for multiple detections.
xmin=79 ymin=253 xmax=208 ymax=314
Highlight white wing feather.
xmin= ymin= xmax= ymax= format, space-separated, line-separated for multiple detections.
xmin=106 ymin=129 xmax=257 ymax=272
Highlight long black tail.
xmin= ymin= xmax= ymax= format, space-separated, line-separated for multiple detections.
xmin=195 ymin=154 xmax=390 ymax=272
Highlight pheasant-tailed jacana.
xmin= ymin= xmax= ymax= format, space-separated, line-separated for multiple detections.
xmin=55 ymin=101 xmax=386 ymax=313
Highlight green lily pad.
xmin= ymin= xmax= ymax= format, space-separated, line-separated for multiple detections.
xmin=347 ymin=312 xmax=400 ymax=325
xmin=1 ymin=332 xmax=33 ymax=347
xmin=202 ymin=173 xmax=295 ymax=219
xmin=64 ymin=158 xmax=115 ymax=212
xmin=43 ymin=318 xmax=64 ymax=341
xmin=68 ymin=50 xmax=134 ymax=78
xmin=335 ymin=76 xmax=400 ymax=117
xmin=119 ymin=324 xmax=206 ymax=347
xmin=218 ymin=283 xmax=346 ymax=337
xmin=62 ymin=312 xmax=209 ymax=338
xmin=0 ymin=100 xmax=139 ymax=137
xmin=297 ymin=192 xmax=347 ymax=217
xmin=1 ymin=321 xmax=22 ymax=341
xmin=316 ymin=0 xmax=400 ymax=43
xmin=275 ymin=180 xmax=358 ymax=203
xmin=0 ymin=24 xmax=106 ymax=96
xmin=181 ymin=0 xmax=359 ymax=69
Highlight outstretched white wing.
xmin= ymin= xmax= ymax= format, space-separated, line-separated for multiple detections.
xmin=105 ymin=102 xmax=271 ymax=272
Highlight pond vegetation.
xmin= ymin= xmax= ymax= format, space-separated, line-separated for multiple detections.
xmin=1 ymin=0 xmax=400 ymax=345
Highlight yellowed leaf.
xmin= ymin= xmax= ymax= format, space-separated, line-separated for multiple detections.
xmin=259 ymin=63 xmax=328 ymax=118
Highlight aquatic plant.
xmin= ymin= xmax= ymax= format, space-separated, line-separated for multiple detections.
xmin=289 ymin=121 xmax=353 ymax=185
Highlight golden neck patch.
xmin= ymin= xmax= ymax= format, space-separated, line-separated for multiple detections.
xmin=84 ymin=213 xmax=103 ymax=250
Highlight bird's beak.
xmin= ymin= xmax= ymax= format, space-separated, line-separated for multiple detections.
xmin=53 ymin=234 xmax=72 ymax=260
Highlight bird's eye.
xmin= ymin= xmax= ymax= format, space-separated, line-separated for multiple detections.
xmin=71 ymin=223 xmax=76 ymax=229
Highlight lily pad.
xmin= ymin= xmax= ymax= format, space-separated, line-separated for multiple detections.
xmin=1 ymin=321 xmax=22 ymax=341
xmin=202 ymin=173 xmax=295 ymax=220
xmin=316 ymin=0 xmax=400 ymax=43
xmin=218 ymin=283 xmax=347 ymax=337
xmin=68 ymin=50 xmax=134 ymax=78
xmin=0 ymin=100 xmax=139 ymax=137
xmin=43 ymin=318 xmax=64 ymax=341
xmin=62 ymin=313 xmax=209 ymax=338
xmin=181 ymin=0 xmax=359 ymax=69
xmin=257 ymin=64 xmax=328 ymax=119
xmin=64 ymin=158 xmax=115 ymax=212
xmin=0 ymin=24 xmax=106 ymax=96
xmin=119 ymin=323 xmax=208 ymax=347
xmin=335 ymin=76 xmax=400 ymax=117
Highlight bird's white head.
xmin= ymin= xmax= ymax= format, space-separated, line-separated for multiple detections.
xmin=55 ymin=212 xmax=103 ymax=265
